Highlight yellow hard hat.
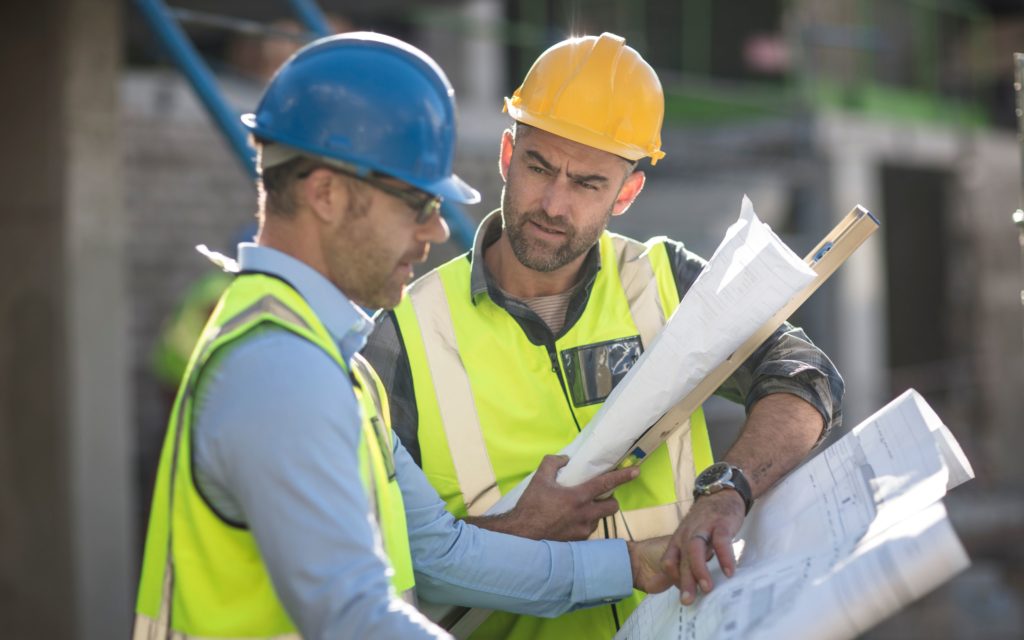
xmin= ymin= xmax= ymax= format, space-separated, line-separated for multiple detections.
xmin=504 ymin=32 xmax=666 ymax=165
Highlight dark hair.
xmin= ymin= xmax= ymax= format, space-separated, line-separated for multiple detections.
xmin=252 ymin=138 xmax=372 ymax=219
xmin=251 ymin=139 xmax=321 ymax=218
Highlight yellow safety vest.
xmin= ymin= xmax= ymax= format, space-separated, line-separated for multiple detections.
xmin=393 ymin=231 xmax=713 ymax=640
xmin=134 ymin=273 xmax=414 ymax=639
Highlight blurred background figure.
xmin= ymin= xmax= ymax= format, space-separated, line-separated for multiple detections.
xmin=148 ymin=222 xmax=256 ymax=402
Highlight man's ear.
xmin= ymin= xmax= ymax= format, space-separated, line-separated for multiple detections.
xmin=611 ymin=170 xmax=646 ymax=217
xmin=300 ymin=167 xmax=343 ymax=224
xmin=498 ymin=128 xmax=514 ymax=183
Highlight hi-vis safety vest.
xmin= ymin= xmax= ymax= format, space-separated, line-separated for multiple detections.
xmin=393 ymin=231 xmax=714 ymax=640
xmin=134 ymin=274 xmax=414 ymax=639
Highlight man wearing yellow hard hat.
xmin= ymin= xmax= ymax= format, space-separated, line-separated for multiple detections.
xmin=364 ymin=33 xmax=844 ymax=639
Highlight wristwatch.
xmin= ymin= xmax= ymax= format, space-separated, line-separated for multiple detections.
xmin=693 ymin=462 xmax=754 ymax=515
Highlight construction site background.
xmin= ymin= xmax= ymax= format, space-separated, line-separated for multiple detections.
xmin=1 ymin=1 xmax=1022 ymax=638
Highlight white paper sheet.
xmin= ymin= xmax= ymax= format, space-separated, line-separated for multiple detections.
xmin=490 ymin=197 xmax=816 ymax=513
xmin=613 ymin=390 xmax=973 ymax=640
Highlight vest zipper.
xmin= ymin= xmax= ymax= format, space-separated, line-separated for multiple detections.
xmin=545 ymin=342 xmax=582 ymax=432
xmin=549 ymin=341 xmax=620 ymax=632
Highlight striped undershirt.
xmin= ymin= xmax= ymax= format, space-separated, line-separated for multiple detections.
xmin=501 ymin=281 xmax=583 ymax=335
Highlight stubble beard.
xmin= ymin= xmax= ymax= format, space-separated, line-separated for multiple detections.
xmin=501 ymin=188 xmax=610 ymax=273
xmin=329 ymin=196 xmax=416 ymax=311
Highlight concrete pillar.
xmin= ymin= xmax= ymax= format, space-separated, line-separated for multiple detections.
xmin=0 ymin=0 xmax=131 ymax=637
xmin=461 ymin=0 xmax=506 ymax=114
xmin=815 ymin=114 xmax=888 ymax=424
xmin=418 ymin=0 xmax=509 ymax=144
xmin=65 ymin=0 xmax=134 ymax=637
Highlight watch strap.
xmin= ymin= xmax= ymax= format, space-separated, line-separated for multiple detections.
xmin=693 ymin=462 xmax=754 ymax=515
xmin=729 ymin=465 xmax=754 ymax=515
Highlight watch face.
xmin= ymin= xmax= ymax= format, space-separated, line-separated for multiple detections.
xmin=695 ymin=462 xmax=732 ymax=493
xmin=693 ymin=462 xmax=753 ymax=514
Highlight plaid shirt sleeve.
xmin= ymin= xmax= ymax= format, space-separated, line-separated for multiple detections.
xmin=663 ymin=237 xmax=845 ymax=440
xmin=362 ymin=310 xmax=425 ymax=466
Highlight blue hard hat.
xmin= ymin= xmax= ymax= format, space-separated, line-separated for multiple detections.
xmin=242 ymin=32 xmax=480 ymax=204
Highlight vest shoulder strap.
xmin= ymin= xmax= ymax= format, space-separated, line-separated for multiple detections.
xmin=608 ymin=234 xmax=673 ymax=347
xmin=405 ymin=269 xmax=503 ymax=515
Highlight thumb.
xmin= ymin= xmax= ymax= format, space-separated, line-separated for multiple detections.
xmin=536 ymin=454 xmax=570 ymax=481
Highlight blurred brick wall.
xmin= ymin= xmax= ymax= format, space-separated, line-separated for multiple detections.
xmin=122 ymin=71 xmax=256 ymax=532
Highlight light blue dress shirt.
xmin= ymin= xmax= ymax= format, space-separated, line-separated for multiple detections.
xmin=191 ymin=244 xmax=633 ymax=639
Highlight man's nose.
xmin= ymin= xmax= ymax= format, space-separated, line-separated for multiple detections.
xmin=540 ymin=178 xmax=572 ymax=219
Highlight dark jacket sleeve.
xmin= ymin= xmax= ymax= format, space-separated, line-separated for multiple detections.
xmin=663 ymin=238 xmax=845 ymax=439
xmin=361 ymin=310 xmax=424 ymax=467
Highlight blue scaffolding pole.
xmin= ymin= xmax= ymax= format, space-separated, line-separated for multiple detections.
xmin=133 ymin=0 xmax=477 ymax=249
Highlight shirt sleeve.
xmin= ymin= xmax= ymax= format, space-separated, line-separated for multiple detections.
xmin=362 ymin=310 xmax=423 ymax=465
xmin=192 ymin=327 xmax=448 ymax=640
xmin=663 ymin=238 xmax=845 ymax=438
xmin=393 ymin=434 xmax=635 ymax=615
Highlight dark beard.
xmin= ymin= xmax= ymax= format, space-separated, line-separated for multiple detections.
xmin=501 ymin=190 xmax=608 ymax=273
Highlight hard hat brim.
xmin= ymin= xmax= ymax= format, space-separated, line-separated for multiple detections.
xmin=423 ymin=174 xmax=481 ymax=205
xmin=505 ymin=99 xmax=665 ymax=164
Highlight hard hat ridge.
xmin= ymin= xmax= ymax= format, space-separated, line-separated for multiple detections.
xmin=504 ymin=32 xmax=666 ymax=165
xmin=242 ymin=31 xmax=480 ymax=204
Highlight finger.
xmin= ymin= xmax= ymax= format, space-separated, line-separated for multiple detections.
xmin=660 ymin=538 xmax=681 ymax=583
xmin=577 ymin=519 xmax=601 ymax=539
xmin=587 ymin=497 xmax=620 ymax=520
xmin=712 ymin=528 xmax=737 ymax=577
xmin=687 ymin=534 xmax=715 ymax=596
xmin=675 ymin=545 xmax=698 ymax=605
xmin=580 ymin=466 xmax=640 ymax=499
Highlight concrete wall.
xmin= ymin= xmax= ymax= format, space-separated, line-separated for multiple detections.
xmin=1 ymin=0 xmax=132 ymax=637
xmin=813 ymin=113 xmax=1024 ymax=639
xmin=0 ymin=2 xmax=74 ymax=636
xmin=815 ymin=113 xmax=1023 ymax=453
xmin=123 ymin=71 xmax=257 ymax=517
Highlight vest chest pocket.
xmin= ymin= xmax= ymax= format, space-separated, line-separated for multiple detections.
xmin=560 ymin=336 xmax=642 ymax=407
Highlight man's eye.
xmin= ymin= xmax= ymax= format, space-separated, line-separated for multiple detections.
xmin=529 ymin=165 xmax=547 ymax=175
xmin=576 ymin=181 xmax=598 ymax=191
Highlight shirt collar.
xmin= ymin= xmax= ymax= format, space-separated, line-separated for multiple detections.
xmin=468 ymin=210 xmax=603 ymax=304
xmin=235 ymin=243 xmax=374 ymax=361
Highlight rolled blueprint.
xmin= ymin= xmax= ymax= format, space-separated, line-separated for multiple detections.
xmin=612 ymin=390 xmax=974 ymax=640
xmin=490 ymin=196 xmax=816 ymax=513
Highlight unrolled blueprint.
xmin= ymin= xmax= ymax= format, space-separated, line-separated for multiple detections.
xmin=614 ymin=389 xmax=973 ymax=640
xmin=490 ymin=196 xmax=816 ymax=513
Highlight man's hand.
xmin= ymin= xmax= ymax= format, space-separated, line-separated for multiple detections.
xmin=628 ymin=536 xmax=673 ymax=594
xmin=660 ymin=490 xmax=745 ymax=605
xmin=469 ymin=455 xmax=639 ymax=541
xmin=658 ymin=393 xmax=822 ymax=604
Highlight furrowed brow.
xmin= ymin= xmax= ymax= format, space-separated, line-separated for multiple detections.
xmin=566 ymin=170 xmax=608 ymax=184
xmin=525 ymin=150 xmax=556 ymax=172
xmin=525 ymin=150 xmax=609 ymax=184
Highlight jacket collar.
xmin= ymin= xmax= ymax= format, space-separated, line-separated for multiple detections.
xmin=235 ymin=243 xmax=373 ymax=362
xmin=465 ymin=210 xmax=604 ymax=344
xmin=468 ymin=210 xmax=603 ymax=307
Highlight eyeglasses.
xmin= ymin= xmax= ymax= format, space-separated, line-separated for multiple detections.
xmin=301 ymin=161 xmax=443 ymax=225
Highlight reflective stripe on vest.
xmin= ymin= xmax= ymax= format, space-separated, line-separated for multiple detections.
xmin=134 ymin=276 xmax=413 ymax=639
xmin=396 ymin=232 xmax=713 ymax=535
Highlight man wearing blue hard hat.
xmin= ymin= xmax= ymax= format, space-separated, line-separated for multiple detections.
xmin=134 ymin=32 xmax=672 ymax=639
